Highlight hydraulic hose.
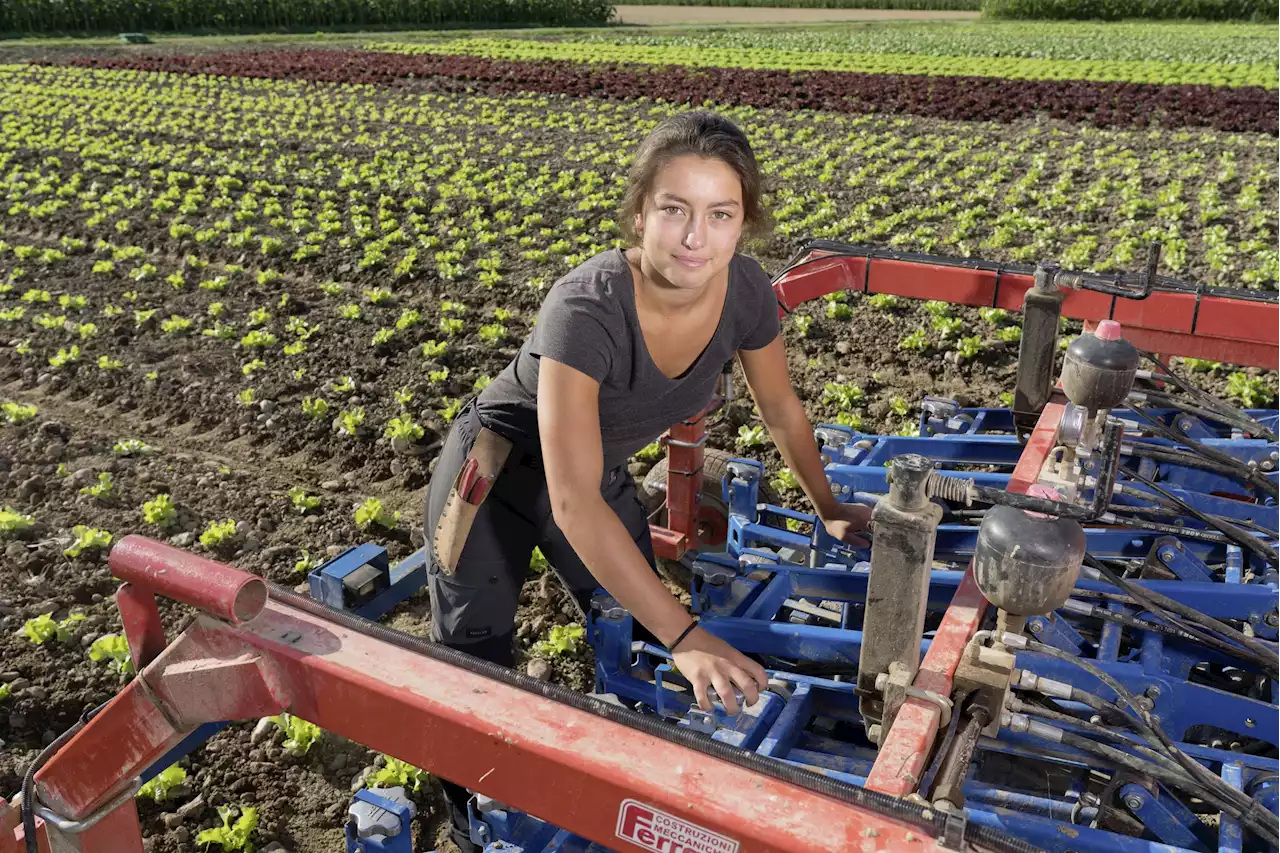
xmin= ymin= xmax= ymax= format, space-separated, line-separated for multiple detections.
xmin=1084 ymin=555 xmax=1280 ymax=672
xmin=1017 ymin=636 xmax=1280 ymax=846
xmin=267 ymin=585 xmax=1044 ymax=853
xmin=20 ymin=702 xmax=107 ymax=853
xmin=1128 ymin=405 xmax=1278 ymax=501
xmin=1139 ymin=351 xmax=1277 ymax=442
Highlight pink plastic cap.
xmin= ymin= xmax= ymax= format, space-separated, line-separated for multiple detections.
xmin=1027 ymin=483 xmax=1062 ymax=501
xmin=1023 ymin=483 xmax=1063 ymax=519
xmin=1094 ymin=320 xmax=1123 ymax=341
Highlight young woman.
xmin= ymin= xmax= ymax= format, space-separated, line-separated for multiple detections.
xmin=423 ymin=110 xmax=870 ymax=850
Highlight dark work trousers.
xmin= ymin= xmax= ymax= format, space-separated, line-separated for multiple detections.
xmin=422 ymin=397 xmax=659 ymax=849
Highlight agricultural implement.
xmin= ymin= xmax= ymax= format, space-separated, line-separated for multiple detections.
xmin=2 ymin=239 xmax=1277 ymax=853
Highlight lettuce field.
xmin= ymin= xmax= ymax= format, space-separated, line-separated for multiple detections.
xmin=0 ymin=18 xmax=1277 ymax=853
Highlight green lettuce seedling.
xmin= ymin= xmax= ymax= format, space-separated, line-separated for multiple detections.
xmin=200 ymin=519 xmax=237 ymax=549
xmin=1 ymin=401 xmax=37 ymax=424
xmin=534 ymin=623 xmax=585 ymax=658
xmin=137 ymin=765 xmax=187 ymax=803
xmin=366 ymin=756 xmax=428 ymax=792
xmin=143 ymin=493 xmax=177 ymax=528
xmin=196 ymin=806 xmax=258 ymax=852
xmin=89 ymin=634 xmax=133 ymax=673
xmin=354 ymin=498 xmax=399 ymax=530
xmin=22 ymin=612 xmax=85 ymax=644
xmin=113 ymin=439 xmax=154 ymax=456
xmin=384 ymin=415 xmax=424 ymax=442
xmin=288 ymin=486 xmax=321 ymax=514
xmin=267 ymin=713 xmax=324 ymax=756
xmin=1 ymin=506 xmax=35 ymax=537
xmin=64 ymin=525 xmax=112 ymax=557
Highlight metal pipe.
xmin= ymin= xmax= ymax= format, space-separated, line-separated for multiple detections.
xmin=107 ymin=534 xmax=267 ymax=625
xmin=929 ymin=707 xmax=991 ymax=808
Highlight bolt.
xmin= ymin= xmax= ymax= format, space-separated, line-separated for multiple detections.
xmin=1250 ymin=614 xmax=1261 ymax=624
xmin=1144 ymin=685 xmax=1161 ymax=700
xmin=1246 ymin=718 xmax=1256 ymax=728
xmin=1158 ymin=547 xmax=1178 ymax=563
xmin=1264 ymin=460 xmax=1276 ymax=472
xmin=1125 ymin=794 xmax=1144 ymax=810
xmin=1266 ymin=612 xmax=1278 ymax=628
xmin=1136 ymin=696 xmax=1154 ymax=712
xmin=905 ymin=832 xmax=918 ymax=843
xmin=860 ymin=827 xmax=879 ymax=838
xmin=1027 ymin=618 xmax=1045 ymax=634
xmin=1178 ymin=418 xmax=1195 ymax=431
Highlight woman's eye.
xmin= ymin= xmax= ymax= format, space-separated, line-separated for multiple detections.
xmin=664 ymin=206 xmax=682 ymax=215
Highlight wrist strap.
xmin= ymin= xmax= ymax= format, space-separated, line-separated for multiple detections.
xmin=668 ymin=618 xmax=699 ymax=653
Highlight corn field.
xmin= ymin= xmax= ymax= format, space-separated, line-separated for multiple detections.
xmin=983 ymin=0 xmax=1276 ymax=21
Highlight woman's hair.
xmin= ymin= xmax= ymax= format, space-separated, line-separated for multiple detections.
xmin=618 ymin=111 xmax=773 ymax=249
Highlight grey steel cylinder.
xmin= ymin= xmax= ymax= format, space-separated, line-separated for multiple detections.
xmin=858 ymin=454 xmax=944 ymax=734
xmin=973 ymin=503 xmax=1086 ymax=617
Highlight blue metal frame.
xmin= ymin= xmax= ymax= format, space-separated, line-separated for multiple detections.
xmin=307 ymin=543 xmax=428 ymax=621
xmin=146 ymin=407 xmax=1277 ymax=853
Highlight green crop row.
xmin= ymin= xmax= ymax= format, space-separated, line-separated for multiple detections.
xmin=623 ymin=0 xmax=979 ymax=7
xmin=369 ymin=37 xmax=1278 ymax=89
xmin=0 ymin=0 xmax=611 ymax=36
xmin=554 ymin=21 xmax=1278 ymax=66
xmin=982 ymin=0 xmax=1275 ymax=21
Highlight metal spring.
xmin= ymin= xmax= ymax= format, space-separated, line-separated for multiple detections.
xmin=928 ymin=472 xmax=975 ymax=506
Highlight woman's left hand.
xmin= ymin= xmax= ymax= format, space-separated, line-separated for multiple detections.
xmin=821 ymin=502 xmax=872 ymax=548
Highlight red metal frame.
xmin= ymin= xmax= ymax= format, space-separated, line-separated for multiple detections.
xmin=3 ymin=536 xmax=952 ymax=853
xmin=772 ymin=249 xmax=1278 ymax=370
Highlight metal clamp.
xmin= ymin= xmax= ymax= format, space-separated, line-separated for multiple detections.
xmin=33 ymin=777 xmax=143 ymax=833
xmin=937 ymin=805 xmax=968 ymax=852
xmin=874 ymin=672 xmax=955 ymax=729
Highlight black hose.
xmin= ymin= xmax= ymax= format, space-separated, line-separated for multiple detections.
xmin=1013 ymin=698 xmax=1177 ymax=770
xmin=1084 ymin=554 xmax=1279 ymax=672
xmin=1077 ymin=598 xmax=1272 ymax=669
xmin=1023 ymin=638 xmax=1279 ymax=846
xmin=21 ymin=702 xmax=107 ymax=853
xmin=1139 ymin=352 xmax=1277 ymax=442
xmin=1057 ymin=731 xmax=1253 ymax=820
xmin=1131 ymin=388 xmax=1274 ymax=443
xmin=1128 ymin=405 xmax=1278 ymax=501
xmin=1120 ymin=441 xmax=1263 ymax=488
xmin=267 ymin=585 xmax=1044 ymax=853
xmin=1094 ymin=511 xmax=1233 ymax=546
xmin=1121 ymin=466 xmax=1278 ymax=565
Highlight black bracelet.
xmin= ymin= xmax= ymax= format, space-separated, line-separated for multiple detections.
xmin=667 ymin=618 xmax=699 ymax=653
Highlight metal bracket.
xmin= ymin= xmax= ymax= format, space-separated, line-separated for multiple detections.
xmin=31 ymin=778 xmax=143 ymax=834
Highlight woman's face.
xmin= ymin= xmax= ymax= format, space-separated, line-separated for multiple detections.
xmin=635 ymin=154 xmax=744 ymax=292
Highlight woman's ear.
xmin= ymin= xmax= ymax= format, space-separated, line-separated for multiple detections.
xmin=634 ymin=211 xmax=644 ymax=235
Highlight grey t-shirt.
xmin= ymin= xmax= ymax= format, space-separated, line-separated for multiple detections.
xmin=476 ymin=247 xmax=780 ymax=472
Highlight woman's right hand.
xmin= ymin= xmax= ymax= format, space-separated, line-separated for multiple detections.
xmin=671 ymin=626 xmax=769 ymax=716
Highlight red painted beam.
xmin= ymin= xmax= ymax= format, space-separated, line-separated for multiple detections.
xmin=864 ymin=402 xmax=1066 ymax=797
xmin=773 ymin=251 xmax=1278 ymax=369
xmin=25 ymin=551 xmax=952 ymax=853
